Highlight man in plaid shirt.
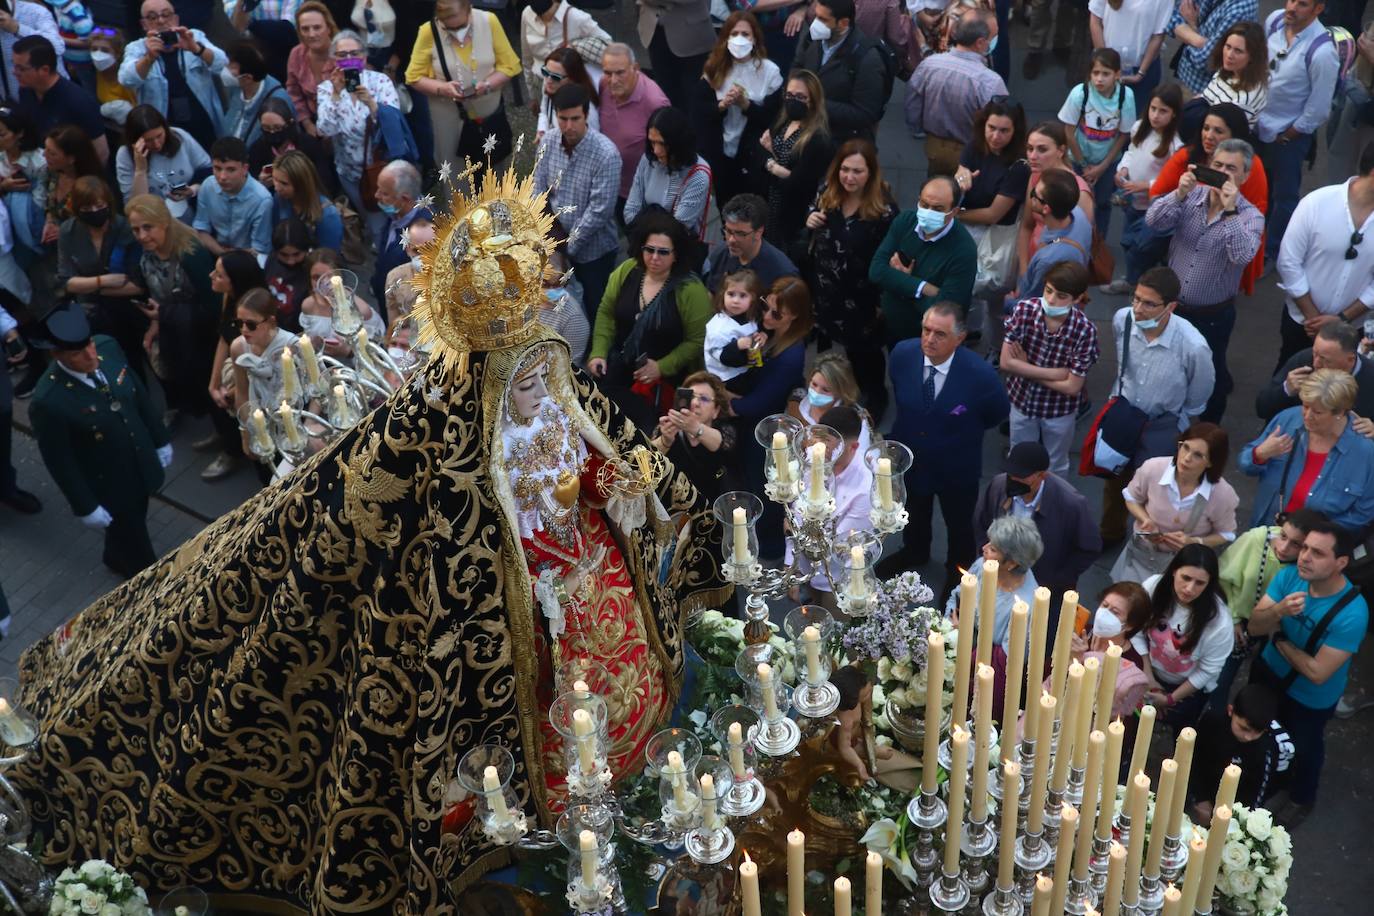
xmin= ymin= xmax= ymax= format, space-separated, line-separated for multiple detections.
xmin=999 ymin=261 xmax=1101 ymax=475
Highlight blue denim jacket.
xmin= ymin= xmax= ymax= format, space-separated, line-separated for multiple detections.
xmin=118 ymin=32 xmax=228 ymax=137
xmin=1240 ymin=405 xmax=1374 ymax=532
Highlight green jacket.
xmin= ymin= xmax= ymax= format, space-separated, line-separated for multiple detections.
xmin=869 ymin=210 xmax=977 ymax=345
xmin=30 ymin=336 xmax=170 ymax=518
xmin=590 ymin=258 xmax=712 ymax=379
xmin=1218 ymin=525 xmax=1284 ymax=623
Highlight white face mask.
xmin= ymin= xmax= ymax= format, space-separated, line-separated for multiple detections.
xmin=90 ymin=50 xmax=116 ymax=72
xmin=450 ymin=25 xmax=470 ymax=43
xmin=809 ymin=18 xmax=832 ymax=42
xmin=727 ymin=35 xmax=754 ymax=60
xmin=410 ymin=255 xmax=423 ymax=271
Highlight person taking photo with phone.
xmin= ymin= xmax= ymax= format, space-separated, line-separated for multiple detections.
xmin=1144 ymin=137 xmax=1263 ymax=423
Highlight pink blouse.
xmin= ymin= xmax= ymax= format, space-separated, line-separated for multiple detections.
xmin=286 ymin=44 xmax=335 ymax=124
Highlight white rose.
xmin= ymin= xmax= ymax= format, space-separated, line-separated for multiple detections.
xmin=871 ymin=684 xmax=886 ymax=708
xmin=887 ymin=687 xmax=909 ymax=708
xmin=101 ymin=905 xmax=121 ymax=916
xmin=877 ymin=658 xmax=892 ymax=681
xmin=891 ymin=661 xmax=913 ymax=682
xmin=1221 ymin=841 xmax=1250 ymax=870
xmin=1267 ymin=830 xmax=1291 ymax=858
xmin=79 ymin=862 xmax=105 ymax=881
xmin=81 ymin=893 xmax=105 ymax=915
xmin=65 ymin=884 xmax=88 ymax=902
xmin=1245 ymin=808 xmax=1273 ymax=841
xmin=121 ymin=900 xmax=146 ymax=916
xmin=49 ymin=895 xmax=66 ymax=916
xmin=1257 ymin=887 xmax=1281 ymax=912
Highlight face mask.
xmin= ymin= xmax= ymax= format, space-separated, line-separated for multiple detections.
xmin=529 ymin=0 xmax=554 ymax=14
xmin=1093 ymin=606 xmax=1124 ymax=638
xmin=77 ymin=206 xmax=109 ymax=228
xmin=1134 ymin=315 xmax=1161 ymax=330
xmin=545 ymin=288 xmax=566 ymax=304
xmin=219 ymin=67 xmax=241 ymax=88
xmin=450 ymin=25 xmax=470 ymax=43
xmin=987 ymin=34 xmax=999 ymax=54
xmin=727 ymin=35 xmax=754 ymax=59
xmin=784 ymin=98 xmax=809 ymax=121
xmin=261 ymin=126 xmax=288 ymax=143
xmin=915 ymin=206 xmax=947 ymax=236
xmin=410 ymin=256 xmax=424 ymax=271
xmin=1042 ymin=301 xmax=1071 ymax=318
xmin=807 ymin=387 xmax=835 ymax=408
xmin=809 ymin=18 xmax=832 ymax=42
xmin=90 ymin=50 xmax=115 ymax=72
xmin=338 ymin=56 xmax=365 ymax=71
xmin=378 ymin=202 xmax=399 ymax=216
xmin=1005 ymin=477 xmax=1031 ymax=498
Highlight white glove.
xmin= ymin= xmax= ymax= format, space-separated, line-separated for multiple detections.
xmin=156 ymin=444 xmax=173 ymax=468
xmin=80 ymin=506 xmax=113 ymax=529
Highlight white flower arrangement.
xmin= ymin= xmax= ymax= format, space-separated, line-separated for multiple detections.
xmin=1214 ymin=804 xmax=1292 ymax=916
xmin=48 ymin=861 xmax=150 ymax=916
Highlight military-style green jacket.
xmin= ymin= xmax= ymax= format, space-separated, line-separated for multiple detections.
xmin=30 ymin=336 xmax=170 ymax=517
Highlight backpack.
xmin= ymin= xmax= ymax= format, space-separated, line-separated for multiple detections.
xmin=1073 ymin=81 xmax=1127 ymax=138
xmin=1265 ymin=15 xmax=1357 ymax=91
xmin=845 ymin=34 xmax=897 ymax=121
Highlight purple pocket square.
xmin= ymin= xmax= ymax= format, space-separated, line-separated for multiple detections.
xmin=950 ymin=404 xmax=968 ymax=416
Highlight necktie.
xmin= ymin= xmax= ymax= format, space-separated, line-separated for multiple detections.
xmin=924 ymin=364 xmax=936 ymax=406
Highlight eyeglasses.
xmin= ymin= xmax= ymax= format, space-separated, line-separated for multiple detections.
xmin=722 ymin=226 xmax=758 ymax=240
xmin=142 ymin=9 xmax=176 ymax=23
xmin=1130 ymin=295 xmax=1166 ymax=310
xmin=1269 ymin=48 xmax=1290 ymax=72
xmin=642 ymin=244 xmax=673 ymax=258
xmin=231 ymin=318 xmax=265 ymax=331
xmin=1029 ymin=189 xmax=1045 ymax=204
xmin=691 ymin=394 xmax=715 ymax=405
xmin=540 ymin=67 xmax=565 ymax=82
xmin=1347 ymin=230 xmax=1365 ymax=260
xmin=764 ymin=306 xmax=784 ymax=318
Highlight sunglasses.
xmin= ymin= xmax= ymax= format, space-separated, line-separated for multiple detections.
xmin=1269 ymin=48 xmax=1290 ymax=72
xmin=231 ymin=317 xmax=265 ymax=331
xmin=764 ymin=306 xmax=784 ymax=318
xmin=1347 ymin=230 xmax=1364 ymax=260
xmin=540 ymin=67 xmax=565 ymax=82
xmin=642 ymin=244 xmax=673 ymax=257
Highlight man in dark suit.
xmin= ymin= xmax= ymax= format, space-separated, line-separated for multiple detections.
xmin=791 ymin=0 xmax=889 ymax=141
xmin=29 ymin=305 xmax=171 ymax=579
xmin=1256 ymin=322 xmax=1374 ymax=423
xmin=973 ymin=441 xmax=1101 ymax=610
xmin=878 ymin=302 xmax=1009 ymax=599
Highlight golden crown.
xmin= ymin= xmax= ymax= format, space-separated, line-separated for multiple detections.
xmin=409 ymin=167 xmax=559 ymax=374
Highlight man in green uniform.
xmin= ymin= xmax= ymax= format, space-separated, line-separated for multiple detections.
xmin=29 ymin=305 xmax=171 ymax=579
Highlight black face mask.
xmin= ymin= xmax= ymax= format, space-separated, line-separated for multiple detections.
xmin=77 ymin=207 xmax=110 ymax=228
xmin=528 ymin=0 xmax=555 ymax=14
xmin=1005 ymin=477 xmax=1032 ymax=498
xmin=784 ymin=98 xmax=809 ymax=122
xmin=261 ymin=126 xmax=291 ymax=144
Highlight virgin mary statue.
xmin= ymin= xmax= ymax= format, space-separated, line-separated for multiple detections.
xmin=11 ymin=168 xmax=728 ymax=913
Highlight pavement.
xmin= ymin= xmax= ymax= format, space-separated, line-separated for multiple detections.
xmin=1 ymin=2 xmax=1371 ymax=912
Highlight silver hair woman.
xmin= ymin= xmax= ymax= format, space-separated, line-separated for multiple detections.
xmin=945 ymin=514 xmax=1044 ymax=650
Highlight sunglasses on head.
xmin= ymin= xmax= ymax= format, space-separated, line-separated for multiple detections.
xmin=231 ymin=317 xmax=265 ymax=331
xmin=1348 ymin=230 xmax=1365 ymax=261
xmin=540 ymin=67 xmax=565 ymax=81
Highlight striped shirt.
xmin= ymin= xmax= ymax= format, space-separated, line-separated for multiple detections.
xmin=1201 ymin=73 xmax=1269 ymax=128
xmin=1145 ymin=185 xmax=1264 ymax=307
xmin=1166 ymin=0 xmax=1258 ymax=93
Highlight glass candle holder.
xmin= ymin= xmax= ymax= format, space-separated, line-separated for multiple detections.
xmin=549 ymin=691 xmax=610 ymax=798
xmin=782 ymin=604 xmax=839 ymax=643
xmin=456 ymin=744 xmax=527 ymax=845
xmin=709 ymin=705 xmax=767 ymax=817
xmin=866 ymin=440 xmax=913 ymax=534
xmin=831 ymin=533 xmax=880 ymax=617
xmin=795 ymin=423 xmax=842 ymax=519
xmin=791 ymin=623 xmax=840 ymax=719
xmin=237 ymin=402 xmax=278 ymax=464
xmin=712 ymin=491 xmax=763 ymax=583
xmin=272 ymin=401 xmax=310 ymax=458
xmin=325 ymin=379 xmax=365 ymax=431
xmin=754 ymin=413 xmax=803 ymax=503
xmin=559 ymin=812 xmax=616 ymax=913
xmin=0 ymin=677 xmax=36 ymax=748
xmin=737 ymin=660 xmax=800 ymax=756
xmin=319 ymin=268 xmax=363 ymax=338
xmin=644 ymin=728 xmax=702 ymax=780
xmin=734 ymin=643 xmax=789 ymax=710
xmin=684 ymin=755 xmax=736 ymax=864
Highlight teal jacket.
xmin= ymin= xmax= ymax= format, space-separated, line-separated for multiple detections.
xmin=30 ymin=336 xmax=170 ymax=518
xmin=869 ymin=210 xmax=977 ymax=345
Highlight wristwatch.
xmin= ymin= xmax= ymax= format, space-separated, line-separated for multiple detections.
xmin=1222 ymin=208 xmax=1238 ymax=217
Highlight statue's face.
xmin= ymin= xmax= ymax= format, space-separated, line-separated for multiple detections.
xmin=511 ymin=361 xmax=550 ymax=420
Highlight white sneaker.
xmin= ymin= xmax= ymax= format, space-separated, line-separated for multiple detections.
xmin=1335 ymin=693 xmax=1374 ymax=718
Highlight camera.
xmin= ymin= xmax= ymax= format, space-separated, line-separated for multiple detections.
xmin=158 ymin=30 xmax=178 ymax=47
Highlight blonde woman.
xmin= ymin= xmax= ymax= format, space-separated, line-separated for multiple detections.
xmin=126 ymin=194 xmax=218 ymax=422
xmin=786 ymin=351 xmax=876 ymax=455
xmin=406 ymin=0 xmax=522 ymax=171
xmin=270 ymin=150 xmax=344 ymax=251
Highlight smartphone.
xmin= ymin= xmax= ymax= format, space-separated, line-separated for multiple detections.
xmin=158 ymin=30 xmax=178 ymax=47
xmin=261 ymin=164 xmax=274 ymax=179
xmin=170 ymin=182 xmax=188 ymax=197
xmin=344 ymin=68 xmax=361 ymax=92
xmin=674 ymin=387 xmax=694 ymax=411
xmin=1193 ymin=166 xmax=1228 ymax=188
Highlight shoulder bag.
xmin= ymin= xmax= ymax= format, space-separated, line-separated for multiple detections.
xmin=1079 ymin=315 xmax=1150 ymax=478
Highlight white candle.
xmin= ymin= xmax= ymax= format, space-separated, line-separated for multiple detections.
xmin=875 ymin=457 xmax=893 ymax=511
xmin=771 ymin=430 xmax=792 ymax=485
xmin=865 ymin=850 xmax=882 ymax=916
xmin=970 ymin=663 xmax=994 ymax=822
xmin=943 ymin=726 xmax=970 ymax=875
xmin=482 ymin=765 xmax=510 ymax=826
xmin=355 ymin=327 xmax=370 ymax=366
xmin=330 ymin=273 xmax=347 ymax=308
xmin=741 ymin=853 xmax=762 ymax=916
xmin=976 ymin=559 xmax=998 ymax=668
xmin=1195 ymin=804 xmax=1231 ymax=910
xmin=277 ymin=402 xmax=302 ymax=449
xmin=921 ymin=631 xmax=945 ymax=795
xmin=579 ymin=829 xmax=598 ymax=887
xmin=666 ymin=750 xmax=689 ymax=811
xmin=787 ymin=828 xmax=805 ymax=916
xmin=331 ymin=384 xmax=351 ymax=424
xmin=847 ymin=545 xmax=867 ymax=598
xmin=0 ymin=698 xmax=33 ymax=746
xmin=571 ymin=708 xmax=597 ymax=775
xmin=732 ymin=506 xmax=750 ymax=564
xmin=249 ymin=408 xmax=271 ymax=452
xmin=297 ymin=335 xmax=321 ymax=387
xmin=728 ymin=721 xmax=747 ymax=779
xmin=699 ymin=773 xmax=718 ymax=830
xmin=1002 ymin=600 xmax=1028 ymax=762
xmin=1122 ymin=773 xmax=1151 ymax=906
xmin=280 ymin=348 xmax=299 ymax=403
xmin=808 ymin=441 xmax=826 ymax=501
xmin=573 ymin=679 xmax=590 ymax=695
xmin=803 ymin=625 xmax=822 ymax=684
xmin=1128 ymin=705 xmax=1156 ymax=781
xmin=834 ymin=876 xmax=851 ymax=916
xmin=757 ymin=662 xmax=780 ymax=721
xmin=1050 ymin=804 xmax=1079 ymax=916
